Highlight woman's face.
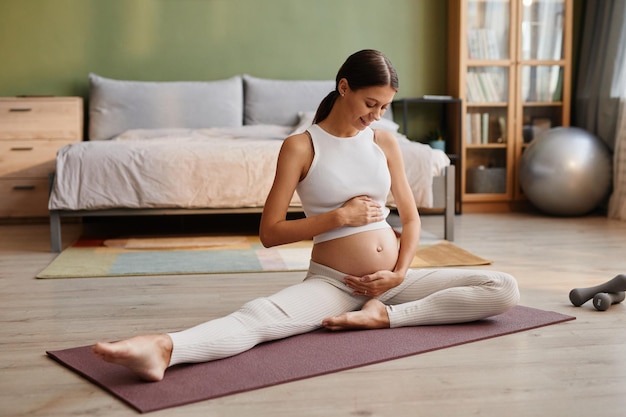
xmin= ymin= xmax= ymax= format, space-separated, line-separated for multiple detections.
xmin=341 ymin=81 xmax=397 ymax=131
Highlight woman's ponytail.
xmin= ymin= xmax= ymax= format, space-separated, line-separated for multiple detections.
xmin=313 ymin=90 xmax=339 ymax=124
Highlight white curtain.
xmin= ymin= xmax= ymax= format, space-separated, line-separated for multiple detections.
xmin=575 ymin=0 xmax=626 ymax=220
xmin=607 ymin=3 xmax=626 ymax=220
xmin=608 ymin=100 xmax=626 ymax=220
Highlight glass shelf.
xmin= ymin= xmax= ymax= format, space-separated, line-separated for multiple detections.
xmin=521 ymin=65 xmax=564 ymax=102
xmin=467 ymin=0 xmax=510 ymax=60
xmin=521 ymin=0 xmax=565 ymax=61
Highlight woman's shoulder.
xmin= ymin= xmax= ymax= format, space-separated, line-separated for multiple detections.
xmin=280 ymin=131 xmax=314 ymax=157
xmin=373 ymin=128 xmax=399 ymax=148
xmin=283 ymin=130 xmax=311 ymax=146
xmin=373 ymin=128 xmax=405 ymax=165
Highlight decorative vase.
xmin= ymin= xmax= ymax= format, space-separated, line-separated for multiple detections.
xmin=429 ymin=140 xmax=446 ymax=151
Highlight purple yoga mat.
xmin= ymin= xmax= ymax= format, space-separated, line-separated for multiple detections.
xmin=47 ymin=306 xmax=574 ymax=413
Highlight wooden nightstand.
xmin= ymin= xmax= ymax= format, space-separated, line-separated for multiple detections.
xmin=0 ymin=97 xmax=83 ymax=218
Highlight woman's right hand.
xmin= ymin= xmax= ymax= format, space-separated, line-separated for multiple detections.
xmin=339 ymin=196 xmax=384 ymax=227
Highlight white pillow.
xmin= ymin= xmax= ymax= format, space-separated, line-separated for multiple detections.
xmin=243 ymin=75 xmax=335 ymax=126
xmin=289 ymin=112 xmax=316 ymax=135
xmin=89 ymin=74 xmax=243 ymax=140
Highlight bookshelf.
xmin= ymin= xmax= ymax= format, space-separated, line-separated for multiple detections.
xmin=447 ymin=0 xmax=572 ymax=212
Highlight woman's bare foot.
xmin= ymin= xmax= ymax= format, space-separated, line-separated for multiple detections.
xmin=322 ymin=299 xmax=390 ymax=331
xmin=92 ymin=334 xmax=173 ymax=382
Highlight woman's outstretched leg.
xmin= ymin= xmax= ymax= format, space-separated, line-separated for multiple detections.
xmin=93 ymin=262 xmax=365 ymax=380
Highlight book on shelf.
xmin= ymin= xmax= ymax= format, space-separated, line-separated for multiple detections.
xmin=465 ymin=112 xmax=506 ymax=145
xmin=466 ymin=69 xmax=504 ymax=103
xmin=481 ymin=113 xmax=489 ymax=144
xmin=467 ymin=28 xmax=500 ymax=60
xmin=467 ymin=113 xmax=482 ymax=145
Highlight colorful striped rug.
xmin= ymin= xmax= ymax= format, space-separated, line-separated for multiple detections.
xmin=37 ymin=235 xmax=491 ymax=279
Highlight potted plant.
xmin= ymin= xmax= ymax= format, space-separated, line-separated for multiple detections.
xmin=423 ymin=129 xmax=446 ymax=151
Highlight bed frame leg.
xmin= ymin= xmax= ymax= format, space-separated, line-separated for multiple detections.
xmin=444 ymin=165 xmax=455 ymax=241
xmin=50 ymin=211 xmax=62 ymax=253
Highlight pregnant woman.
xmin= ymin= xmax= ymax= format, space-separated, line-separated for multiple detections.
xmin=93 ymin=49 xmax=519 ymax=382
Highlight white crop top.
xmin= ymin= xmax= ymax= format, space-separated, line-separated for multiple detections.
xmin=296 ymin=124 xmax=392 ymax=243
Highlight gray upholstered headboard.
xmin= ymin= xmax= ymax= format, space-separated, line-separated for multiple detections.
xmin=88 ymin=73 xmax=393 ymax=141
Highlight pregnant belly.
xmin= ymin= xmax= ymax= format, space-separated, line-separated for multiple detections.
xmin=310 ymin=227 xmax=399 ymax=277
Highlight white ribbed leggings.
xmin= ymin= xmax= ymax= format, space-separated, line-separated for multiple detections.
xmin=168 ymin=260 xmax=520 ymax=366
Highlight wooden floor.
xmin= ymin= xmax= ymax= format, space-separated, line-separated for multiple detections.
xmin=1 ymin=212 xmax=626 ymax=417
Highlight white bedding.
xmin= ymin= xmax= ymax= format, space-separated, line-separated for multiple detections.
xmin=49 ymin=126 xmax=450 ymax=211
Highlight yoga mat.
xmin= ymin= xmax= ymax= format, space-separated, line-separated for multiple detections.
xmin=47 ymin=306 xmax=574 ymax=413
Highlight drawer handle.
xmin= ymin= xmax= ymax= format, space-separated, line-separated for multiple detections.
xmin=10 ymin=147 xmax=34 ymax=151
xmin=13 ymin=185 xmax=36 ymax=191
xmin=9 ymin=108 xmax=32 ymax=112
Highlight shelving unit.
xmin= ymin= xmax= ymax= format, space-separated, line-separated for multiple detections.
xmin=393 ymin=97 xmax=463 ymax=213
xmin=447 ymin=0 xmax=572 ymax=212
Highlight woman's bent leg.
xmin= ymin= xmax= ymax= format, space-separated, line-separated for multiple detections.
xmin=379 ymin=268 xmax=520 ymax=327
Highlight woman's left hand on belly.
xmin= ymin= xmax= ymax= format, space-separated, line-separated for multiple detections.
xmin=343 ymin=270 xmax=404 ymax=297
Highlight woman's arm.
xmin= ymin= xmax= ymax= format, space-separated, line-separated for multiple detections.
xmin=376 ymin=129 xmax=421 ymax=276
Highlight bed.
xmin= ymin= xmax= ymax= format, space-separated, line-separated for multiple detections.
xmin=48 ymin=74 xmax=455 ymax=252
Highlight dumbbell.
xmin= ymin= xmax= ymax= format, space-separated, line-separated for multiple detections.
xmin=569 ymin=274 xmax=626 ymax=307
xmin=592 ymin=292 xmax=626 ymax=311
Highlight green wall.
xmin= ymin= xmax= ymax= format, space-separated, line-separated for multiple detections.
xmin=0 ymin=0 xmax=448 ymax=100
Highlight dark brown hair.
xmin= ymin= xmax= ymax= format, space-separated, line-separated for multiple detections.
xmin=313 ymin=49 xmax=399 ymax=124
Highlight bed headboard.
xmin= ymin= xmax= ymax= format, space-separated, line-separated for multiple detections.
xmin=88 ymin=73 xmax=394 ymax=141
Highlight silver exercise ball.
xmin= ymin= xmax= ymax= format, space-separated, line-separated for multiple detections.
xmin=519 ymin=127 xmax=612 ymax=216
